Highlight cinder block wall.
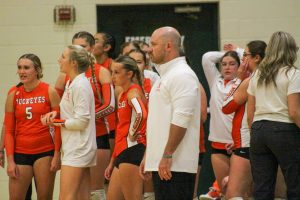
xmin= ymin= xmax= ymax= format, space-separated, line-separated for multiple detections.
xmin=0 ymin=0 xmax=299 ymax=117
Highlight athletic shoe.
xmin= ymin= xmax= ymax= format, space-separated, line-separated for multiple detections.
xmin=199 ymin=187 xmax=222 ymax=200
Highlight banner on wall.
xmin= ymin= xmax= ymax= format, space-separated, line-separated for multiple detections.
xmin=125 ymin=36 xmax=185 ymax=45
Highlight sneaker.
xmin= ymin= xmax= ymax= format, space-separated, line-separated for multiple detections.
xmin=199 ymin=187 xmax=222 ymax=200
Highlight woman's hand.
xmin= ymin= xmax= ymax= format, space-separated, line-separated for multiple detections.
xmin=104 ymin=162 xmax=114 ymax=180
xmin=41 ymin=111 xmax=58 ymax=125
xmin=237 ymin=59 xmax=251 ymax=80
xmin=50 ymin=151 xmax=61 ymax=172
xmin=225 ymin=143 xmax=235 ymax=155
xmin=139 ymin=157 xmax=152 ymax=181
xmin=7 ymin=160 xmax=19 ymax=179
xmin=223 ymin=43 xmax=238 ymax=52
xmin=0 ymin=150 xmax=5 ymax=168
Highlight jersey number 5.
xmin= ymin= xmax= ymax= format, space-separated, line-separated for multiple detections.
xmin=26 ymin=107 xmax=33 ymax=119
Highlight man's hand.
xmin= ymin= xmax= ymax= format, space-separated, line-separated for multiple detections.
xmin=158 ymin=156 xmax=172 ymax=180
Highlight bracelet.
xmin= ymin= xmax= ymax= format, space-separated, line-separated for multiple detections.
xmin=162 ymin=154 xmax=172 ymax=159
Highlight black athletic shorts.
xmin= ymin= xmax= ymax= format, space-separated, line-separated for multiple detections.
xmin=211 ymin=147 xmax=232 ymax=157
xmin=234 ymin=147 xmax=250 ymax=159
xmin=14 ymin=150 xmax=54 ymax=166
xmin=96 ymin=134 xmax=110 ymax=149
xmin=114 ymin=143 xmax=145 ymax=168
xmin=108 ymin=130 xmax=115 ymax=139
xmin=198 ymin=153 xmax=205 ymax=166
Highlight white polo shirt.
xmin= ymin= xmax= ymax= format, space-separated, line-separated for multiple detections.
xmin=60 ymin=73 xmax=97 ymax=167
xmin=248 ymin=67 xmax=300 ymax=123
xmin=145 ymin=57 xmax=200 ymax=173
xmin=202 ymin=51 xmax=236 ymax=143
xmin=144 ymin=69 xmax=160 ymax=84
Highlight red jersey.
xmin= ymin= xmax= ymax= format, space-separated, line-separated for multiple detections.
xmin=143 ymin=78 xmax=152 ymax=100
xmin=14 ymin=82 xmax=54 ymax=154
xmin=100 ymin=57 xmax=116 ymax=131
xmin=114 ymin=84 xmax=147 ymax=157
xmin=101 ymin=57 xmax=113 ymax=71
xmin=223 ymin=103 xmax=249 ymax=148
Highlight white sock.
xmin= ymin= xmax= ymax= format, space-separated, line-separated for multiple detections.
xmin=228 ymin=197 xmax=243 ymax=200
xmin=91 ymin=189 xmax=106 ymax=200
xmin=144 ymin=192 xmax=155 ymax=199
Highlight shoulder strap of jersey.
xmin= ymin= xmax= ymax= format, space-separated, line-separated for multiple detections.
xmin=95 ymin=64 xmax=101 ymax=84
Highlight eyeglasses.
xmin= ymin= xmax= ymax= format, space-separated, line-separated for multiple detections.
xmin=243 ymin=52 xmax=252 ymax=57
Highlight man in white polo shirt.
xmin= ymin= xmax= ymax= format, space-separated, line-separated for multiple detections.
xmin=139 ymin=26 xmax=201 ymax=200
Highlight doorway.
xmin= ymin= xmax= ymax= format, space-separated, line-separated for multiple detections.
xmin=97 ymin=2 xmax=219 ymax=194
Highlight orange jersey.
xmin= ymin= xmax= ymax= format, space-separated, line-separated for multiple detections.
xmin=211 ymin=142 xmax=227 ymax=150
xmin=114 ymin=84 xmax=147 ymax=157
xmin=231 ymin=104 xmax=249 ymax=148
xmin=86 ymin=64 xmax=110 ymax=136
xmin=100 ymin=57 xmax=116 ymax=132
xmin=143 ymin=78 xmax=152 ymax=100
xmin=101 ymin=57 xmax=113 ymax=71
xmin=224 ymin=103 xmax=249 ymax=148
xmin=199 ymin=124 xmax=206 ymax=153
xmin=13 ymin=82 xmax=54 ymax=154
xmin=65 ymin=65 xmax=109 ymax=136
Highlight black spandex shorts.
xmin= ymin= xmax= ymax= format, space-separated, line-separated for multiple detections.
xmin=108 ymin=130 xmax=115 ymax=139
xmin=234 ymin=147 xmax=250 ymax=159
xmin=96 ymin=134 xmax=110 ymax=149
xmin=114 ymin=143 xmax=145 ymax=168
xmin=198 ymin=153 xmax=205 ymax=166
xmin=14 ymin=150 xmax=54 ymax=166
xmin=211 ymin=147 xmax=232 ymax=157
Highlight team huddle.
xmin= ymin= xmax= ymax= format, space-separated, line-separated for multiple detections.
xmin=0 ymin=26 xmax=300 ymax=200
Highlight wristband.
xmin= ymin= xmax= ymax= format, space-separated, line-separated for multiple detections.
xmin=162 ymin=154 xmax=172 ymax=159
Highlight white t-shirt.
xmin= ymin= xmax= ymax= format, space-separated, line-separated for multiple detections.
xmin=145 ymin=57 xmax=200 ymax=173
xmin=60 ymin=73 xmax=97 ymax=167
xmin=248 ymin=67 xmax=300 ymax=123
xmin=202 ymin=51 xmax=235 ymax=143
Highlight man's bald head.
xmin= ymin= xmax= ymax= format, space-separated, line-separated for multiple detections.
xmin=152 ymin=27 xmax=181 ymax=51
xmin=149 ymin=27 xmax=181 ymax=64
